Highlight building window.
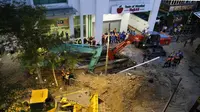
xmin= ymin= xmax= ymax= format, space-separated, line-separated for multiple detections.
xmin=73 ymin=16 xmax=86 ymax=38
xmin=34 ymin=0 xmax=67 ymax=5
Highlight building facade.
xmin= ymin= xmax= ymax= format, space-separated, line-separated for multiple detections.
xmin=8 ymin=0 xmax=161 ymax=45
xmin=159 ymin=0 xmax=197 ymax=24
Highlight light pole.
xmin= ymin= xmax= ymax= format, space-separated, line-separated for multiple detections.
xmin=105 ymin=23 xmax=110 ymax=75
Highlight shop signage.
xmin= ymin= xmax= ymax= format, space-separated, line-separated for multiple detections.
xmin=169 ymin=5 xmax=194 ymax=12
xmin=111 ymin=4 xmax=150 ymax=14
xmin=56 ymin=19 xmax=69 ymax=26
xmin=160 ymin=4 xmax=170 ymax=12
xmin=57 ymin=20 xmax=64 ymax=25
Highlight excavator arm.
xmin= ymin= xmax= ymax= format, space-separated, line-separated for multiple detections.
xmin=108 ymin=35 xmax=135 ymax=60
xmin=51 ymin=44 xmax=102 ymax=72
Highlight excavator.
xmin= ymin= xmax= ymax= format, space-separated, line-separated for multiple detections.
xmin=50 ymin=44 xmax=102 ymax=72
xmin=108 ymin=31 xmax=171 ymax=60
xmin=129 ymin=31 xmax=171 ymax=48
xmin=108 ymin=34 xmax=135 ymax=60
xmin=29 ymin=89 xmax=100 ymax=112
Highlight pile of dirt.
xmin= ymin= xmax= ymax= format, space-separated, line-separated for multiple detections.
xmin=73 ymin=72 xmax=172 ymax=112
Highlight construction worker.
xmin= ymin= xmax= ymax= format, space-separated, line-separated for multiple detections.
xmin=163 ymin=56 xmax=172 ymax=68
xmin=63 ymin=71 xmax=70 ymax=85
xmin=177 ymin=50 xmax=183 ymax=64
xmin=195 ymin=44 xmax=200 ymax=54
xmin=172 ymin=53 xmax=179 ymax=67
xmin=61 ymin=68 xmax=65 ymax=81
xmin=68 ymin=72 xmax=75 ymax=86
xmin=170 ymin=51 xmax=175 ymax=57
xmin=184 ymin=40 xmax=188 ymax=47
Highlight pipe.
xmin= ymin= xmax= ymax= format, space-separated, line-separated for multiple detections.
xmin=162 ymin=78 xmax=182 ymax=112
xmin=117 ymin=57 xmax=160 ymax=73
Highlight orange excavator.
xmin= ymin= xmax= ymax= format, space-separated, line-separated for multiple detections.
xmin=108 ymin=34 xmax=135 ymax=60
xmin=108 ymin=31 xmax=171 ymax=60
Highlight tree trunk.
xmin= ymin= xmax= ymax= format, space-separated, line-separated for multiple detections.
xmin=52 ymin=63 xmax=58 ymax=87
xmin=36 ymin=67 xmax=43 ymax=84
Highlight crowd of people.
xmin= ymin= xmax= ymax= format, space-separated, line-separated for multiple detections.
xmin=102 ymin=28 xmax=136 ymax=45
xmin=163 ymin=50 xmax=184 ymax=68
xmin=83 ymin=37 xmax=96 ymax=45
xmin=72 ymin=28 xmax=137 ymax=46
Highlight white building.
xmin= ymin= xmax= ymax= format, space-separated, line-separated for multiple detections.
xmin=8 ymin=0 xmax=161 ymax=44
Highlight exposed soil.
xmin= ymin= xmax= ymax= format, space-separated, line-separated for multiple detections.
xmin=64 ymin=71 xmax=173 ymax=112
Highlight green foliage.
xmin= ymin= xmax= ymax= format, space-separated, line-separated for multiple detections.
xmin=0 ymin=2 xmax=79 ymax=78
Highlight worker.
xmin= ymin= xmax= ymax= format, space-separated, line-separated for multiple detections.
xmin=83 ymin=38 xmax=87 ymax=44
xmin=102 ymin=35 xmax=104 ymax=45
xmin=88 ymin=37 xmax=91 ymax=45
xmin=195 ymin=44 xmax=200 ymax=54
xmin=190 ymin=37 xmax=195 ymax=46
xmin=116 ymin=32 xmax=120 ymax=43
xmin=142 ymin=27 xmax=148 ymax=35
xmin=61 ymin=68 xmax=66 ymax=83
xmin=178 ymin=24 xmax=182 ymax=33
xmin=78 ymin=39 xmax=82 ymax=44
xmin=174 ymin=27 xmax=177 ymax=35
xmin=119 ymin=32 xmax=123 ymax=42
xmin=92 ymin=38 xmax=96 ymax=46
xmin=113 ymin=28 xmax=117 ymax=35
xmin=132 ymin=30 xmax=136 ymax=36
xmin=68 ymin=72 xmax=75 ymax=86
xmin=64 ymin=71 xmax=70 ymax=85
xmin=122 ymin=31 xmax=126 ymax=41
xmin=177 ymin=50 xmax=183 ymax=64
xmin=172 ymin=54 xmax=179 ymax=67
xmin=170 ymin=51 xmax=175 ymax=57
xmin=184 ymin=40 xmax=188 ymax=47
xmin=162 ymin=26 xmax=167 ymax=33
xmin=163 ymin=56 xmax=172 ymax=68
xmin=65 ymin=32 xmax=69 ymax=39
xmin=110 ymin=33 xmax=114 ymax=44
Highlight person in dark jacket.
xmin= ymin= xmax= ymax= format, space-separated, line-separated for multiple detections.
xmin=84 ymin=38 xmax=87 ymax=44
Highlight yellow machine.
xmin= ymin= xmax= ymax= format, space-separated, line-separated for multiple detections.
xmin=30 ymin=89 xmax=99 ymax=112
xmin=59 ymin=93 xmax=99 ymax=112
xmin=88 ymin=93 xmax=99 ymax=112
xmin=30 ymin=89 xmax=57 ymax=112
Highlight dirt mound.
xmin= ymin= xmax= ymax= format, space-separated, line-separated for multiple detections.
xmin=75 ymin=72 xmax=171 ymax=112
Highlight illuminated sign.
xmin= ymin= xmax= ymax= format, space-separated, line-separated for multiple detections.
xmin=111 ymin=4 xmax=151 ymax=14
xmin=169 ymin=5 xmax=194 ymax=12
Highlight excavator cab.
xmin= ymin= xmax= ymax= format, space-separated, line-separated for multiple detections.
xmin=142 ymin=34 xmax=161 ymax=48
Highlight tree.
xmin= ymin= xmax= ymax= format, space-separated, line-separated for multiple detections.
xmin=0 ymin=2 xmax=79 ymax=86
xmin=0 ymin=2 xmax=58 ymax=83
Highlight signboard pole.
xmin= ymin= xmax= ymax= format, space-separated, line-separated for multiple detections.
xmin=105 ymin=23 xmax=110 ymax=75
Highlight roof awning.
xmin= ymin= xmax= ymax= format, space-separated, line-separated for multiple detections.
xmin=194 ymin=11 xmax=200 ymax=19
xmin=46 ymin=7 xmax=77 ymax=17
